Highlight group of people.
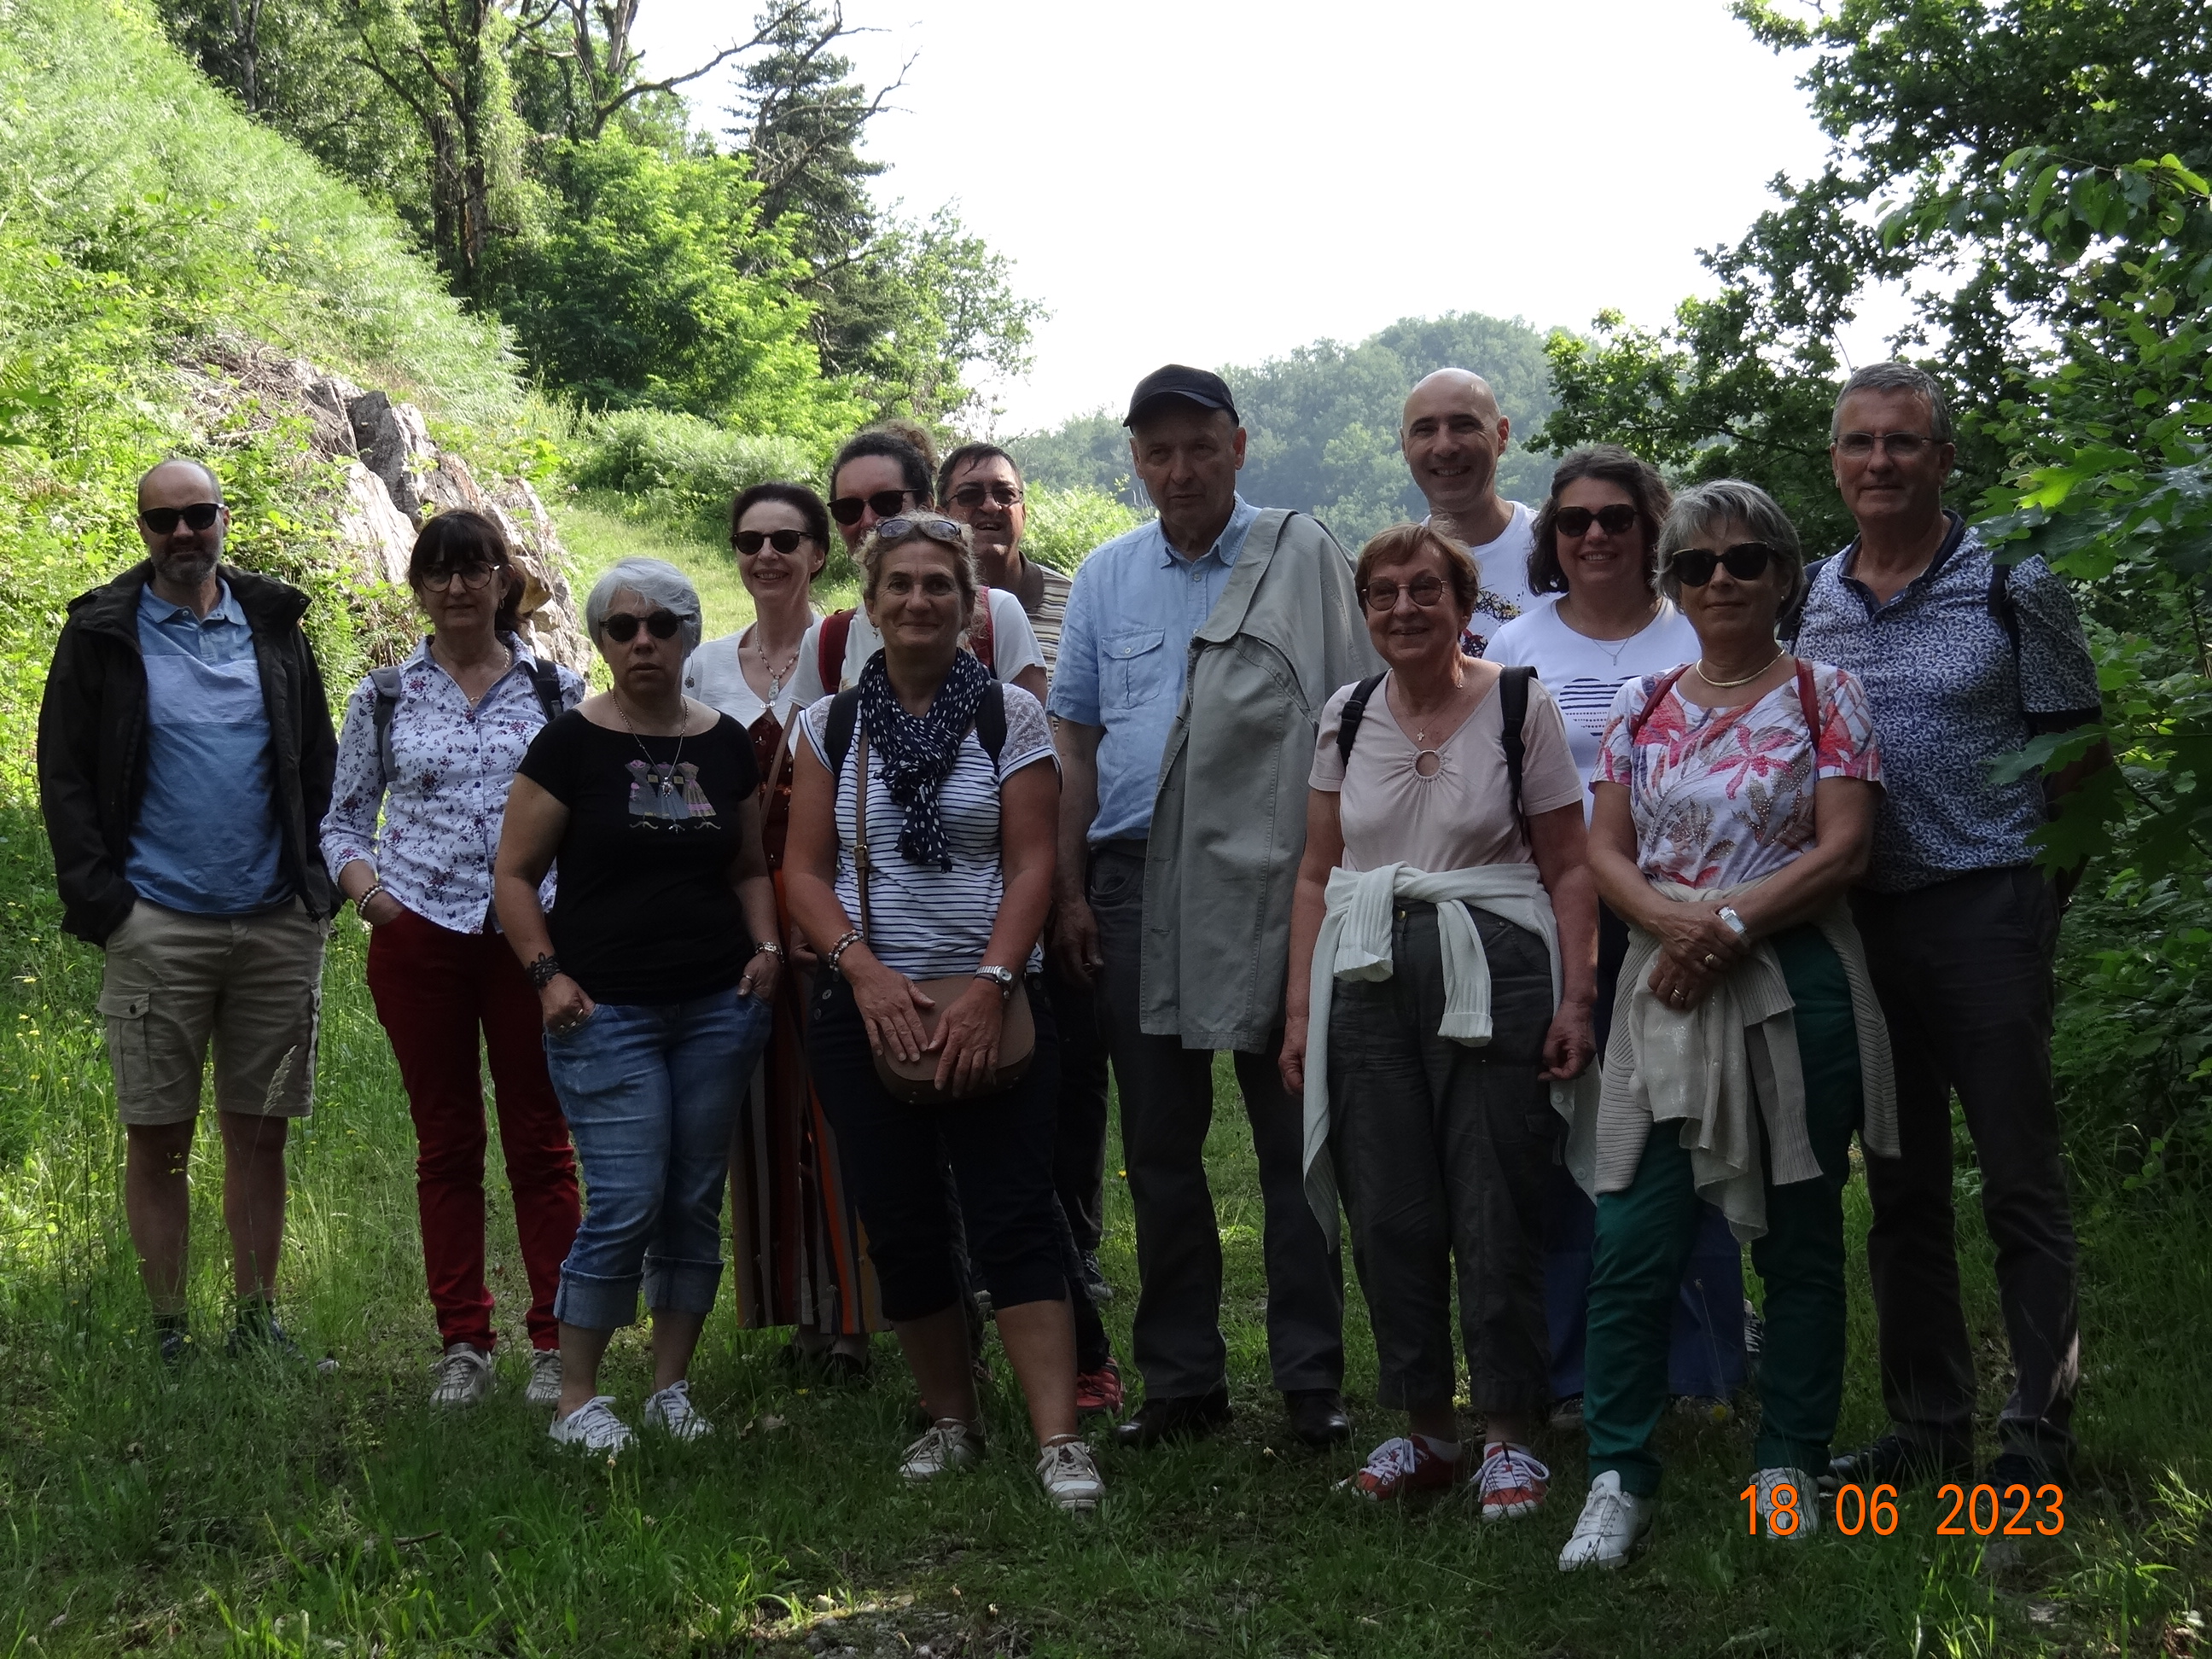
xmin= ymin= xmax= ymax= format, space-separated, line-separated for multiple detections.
xmin=38 ymin=352 xmax=2102 ymax=1556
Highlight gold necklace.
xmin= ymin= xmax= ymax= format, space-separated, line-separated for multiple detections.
xmin=1696 ymin=649 xmax=1784 ymax=690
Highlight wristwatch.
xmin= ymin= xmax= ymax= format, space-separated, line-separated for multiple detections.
xmin=973 ymin=964 xmax=1016 ymax=1001
xmin=1718 ymin=905 xmax=1749 ymax=938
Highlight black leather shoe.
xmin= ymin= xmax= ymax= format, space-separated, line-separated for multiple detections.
xmin=1285 ymin=1388 xmax=1352 ymax=1447
xmin=1986 ymin=1449 xmax=2069 ymax=1490
xmin=1821 ymin=1433 xmax=1972 ymax=1493
xmin=1113 ymin=1386 xmax=1232 ymax=1449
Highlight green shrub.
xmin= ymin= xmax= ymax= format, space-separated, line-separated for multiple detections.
xmin=566 ymin=409 xmax=820 ymax=539
xmin=1022 ymin=483 xmax=1150 ymax=573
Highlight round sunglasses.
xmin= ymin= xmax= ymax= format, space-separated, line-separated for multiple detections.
xmin=829 ymin=489 xmax=917 ymax=526
xmin=601 ymin=608 xmax=684 ymax=643
xmin=1554 ymin=504 xmax=1639 ymax=538
xmin=139 ymin=503 xmax=223 ymax=535
xmin=1668 ymin=543 xmax=1778 ymax=586
xmin=733 ymin=527 xmax=814 ymax=556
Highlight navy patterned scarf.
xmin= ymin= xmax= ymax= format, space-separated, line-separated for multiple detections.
xmin=856 ymin=647 xmax=992 ymax=870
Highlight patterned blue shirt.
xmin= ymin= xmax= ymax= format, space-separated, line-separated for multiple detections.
xmin=1794 ymin=514 xmax=2100 ymax=894
xmin=125 ymin=579 xmax=293 ymax=914
xmin=1049 ymin=494 xmax=1261 ymax=843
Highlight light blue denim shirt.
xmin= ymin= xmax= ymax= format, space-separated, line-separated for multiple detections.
xmin=1049 ymin=494 xmax=1261 ymax=843
xmin=125 ymin=579 xmax=293 ymax=914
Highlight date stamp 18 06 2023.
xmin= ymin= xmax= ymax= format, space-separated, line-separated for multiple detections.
xmin=1743 ymin=1481 xmax=2067 ymax=1538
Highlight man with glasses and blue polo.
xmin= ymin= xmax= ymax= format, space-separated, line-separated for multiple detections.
xmin=1792 ymin=363 xmax=2106 ymax=1499
xmin=38 ymin=458 xmax=338 ymax=1370
xmin=1050 ymin=365 xmax=1379 ymax=1453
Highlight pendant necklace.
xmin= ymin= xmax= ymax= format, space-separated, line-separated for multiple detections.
xmin=752 ymin=627 xmax=803 ymax=700
xmin=1697 ymin=649 xmax=1784 ymax=690
xmin=616 ymin=692 xmax=686 ymax=811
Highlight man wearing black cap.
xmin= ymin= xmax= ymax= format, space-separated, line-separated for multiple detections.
xmin=1049 ymin=364 xmax=1379 ymax=1450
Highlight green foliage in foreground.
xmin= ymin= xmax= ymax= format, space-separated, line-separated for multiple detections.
xmin=0 ymin=813 xmax=2206 ymax=1656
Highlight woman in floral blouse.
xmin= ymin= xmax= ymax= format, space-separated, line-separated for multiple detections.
xmin=1557 ymin=480 xmax=1897 ymax=1570
xmin=322 ymin=509 xmax=585 ymax=1412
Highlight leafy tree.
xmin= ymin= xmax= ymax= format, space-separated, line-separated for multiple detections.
xmin=498 ymin=130 xmax=857 ymax=441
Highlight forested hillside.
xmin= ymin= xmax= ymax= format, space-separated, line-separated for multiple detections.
xmin=1014 ymin=311 xmax=1556 ymax=545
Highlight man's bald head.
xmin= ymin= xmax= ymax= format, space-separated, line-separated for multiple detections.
xmin=137 ymin=457 xmax=224 ymax=509
xmin=1400 ymin=369 xmax=1511 ymax=530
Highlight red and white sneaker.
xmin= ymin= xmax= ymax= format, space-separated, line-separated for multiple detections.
xmin=1075 ymin=1358 xmax=1124 ymax=1417
xmin=1475 ymin=1441 xmax=1551 ymax=1521
xmin=1339 ymin=1435 xmax=1459 ymax=1501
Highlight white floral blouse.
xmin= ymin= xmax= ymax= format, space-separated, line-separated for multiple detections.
xmin=319 ymin=637 xmax=585 ymax=934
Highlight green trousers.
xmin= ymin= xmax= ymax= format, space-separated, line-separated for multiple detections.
xmin=1584 ymin=925 xmax=1863 ymax=1495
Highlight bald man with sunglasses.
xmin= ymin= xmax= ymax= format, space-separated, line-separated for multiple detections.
xmin=38 ymin=458 xmax=338 ymax=1369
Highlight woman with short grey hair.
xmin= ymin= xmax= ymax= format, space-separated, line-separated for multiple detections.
xmin=1558 ymin=480 xmax=1897 ymax=1569
xmin=495 ymin=556 xmax=783 ymax=1455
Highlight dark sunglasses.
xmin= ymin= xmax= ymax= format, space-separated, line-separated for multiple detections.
xmin=950 ymin=481 xmax=1023 ymax=509
xmin=1554 ymin=504 xmax=1639 ymax=538
xmin=139 ymin=503 xmax=222 ymax=535
xmin=733 ymin=527 xmax=813 ymax=556
xmin=1669 ymin=543 xmax=1778 ymax=586
xmin=876 ymin=515 xmax=968 ymax=549
xmin=601 ymin=608 xmax=684 ymax=643
xmin=828 ymin=489 xmax=916 ymax=526
xmin=1361 ymin=574 xmax=1447 ymax=611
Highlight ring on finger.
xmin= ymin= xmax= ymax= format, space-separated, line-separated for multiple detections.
xmin=1703 ymin=952 xmax=1720 ymax=969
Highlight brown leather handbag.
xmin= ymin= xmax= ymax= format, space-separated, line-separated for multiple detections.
xmin=853 ymin=718 xmax=1034 ymax=1104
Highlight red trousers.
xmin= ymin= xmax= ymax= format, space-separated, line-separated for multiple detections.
xmin=366 ymin=907 xmax=579 ymax=1351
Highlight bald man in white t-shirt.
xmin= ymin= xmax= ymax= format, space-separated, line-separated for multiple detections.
xmin=1401 ymin=368 xmax=1542 ymax=655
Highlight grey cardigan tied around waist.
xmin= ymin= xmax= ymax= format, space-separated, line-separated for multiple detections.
xmin=1561 ymin=879 xmax=1898 ymax=1243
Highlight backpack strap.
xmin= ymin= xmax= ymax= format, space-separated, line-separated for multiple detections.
xmin=1781 ymin=556 xmax=1831 ymax=646
xmin=1988 ymin=558 xmax=2022 ymax=655
xmin=1336 ymin=672 xmax=1388 ymax=766
xmin=975 ymin=679 xmax=1007 ymax=767
xmin=824 ymin=686 xmax=863 ymax=782
xmin=818 ymin=608 xmax=855 ymax=692
xmin=969 ymin=586 xmax=995 ymax=672
xmin=1626 ymin=664 xmax=1694 ymax=744
xmin=524 ymin=655 xmax=567 ymax=725
xmin=369 ymin=664 xmax=405 ymax=780
xmin=1792 ymin=658 xmax=1821 ymax=744
xmin=1499 ymin=665 xmax=1535 ymax=832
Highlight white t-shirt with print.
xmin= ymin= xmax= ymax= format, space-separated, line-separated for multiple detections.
xmin=1438 ymin=501 xmax=1542 ymax=657
xmin=834 ymin=587 xmax=1045 ymax=692
xmin=1484 ymin=596 xmax=1702 ymax=811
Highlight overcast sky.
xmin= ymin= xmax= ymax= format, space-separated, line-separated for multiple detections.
xmin=632 ymin=0 xmax=1872 ymax=434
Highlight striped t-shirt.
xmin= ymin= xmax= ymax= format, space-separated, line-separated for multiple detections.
xmin=1016 ymin=559 xmax=1073 ymax=685
xmin=800 ymin=685 xmax=1056 ymax=979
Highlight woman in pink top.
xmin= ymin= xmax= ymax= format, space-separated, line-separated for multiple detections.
xmin=1281 ymin=521 xmax=1598 ymax=1524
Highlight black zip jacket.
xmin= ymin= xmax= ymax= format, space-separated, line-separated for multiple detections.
xmin=37 ymin=560 xmax=339 ymax=945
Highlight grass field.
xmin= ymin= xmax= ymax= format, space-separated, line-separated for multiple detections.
xmin=1 ymin=515 xmax=2205 ymax=1655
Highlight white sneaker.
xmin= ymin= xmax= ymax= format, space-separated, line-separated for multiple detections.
xmin=525 ymin=1348 xmax=562 ymax=1407
xmin=899 ymin=1418 xmax=982 ymax=1482
xmin=1036 ymin=1437 xmax=1105 ymax=1512
xmin=428 ymin=1343 xmax=493 ymax=1409
xmin=641 ymin=1379 xmax=713 ymax=1442
xmin=1752 ymin=1466 xmax=1819 ymax=1539
xmin=548 ymin=1395 xmax=634 ymax=1455
xmin=1557 ymin=1471 xmax=1656 ymax=1571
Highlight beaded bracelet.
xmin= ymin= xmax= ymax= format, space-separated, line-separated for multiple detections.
xmin=824 ymin=929 xmax=864 ymax=973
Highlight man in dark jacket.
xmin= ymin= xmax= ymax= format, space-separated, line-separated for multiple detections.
xmin=38 ymin=458 xmax=339 ymax=1365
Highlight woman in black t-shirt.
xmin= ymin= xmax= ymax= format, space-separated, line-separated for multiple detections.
xmin=496 ymin=557 xmax=783 ymax=1457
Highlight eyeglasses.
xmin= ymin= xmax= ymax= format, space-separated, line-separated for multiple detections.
xmin=950 ymin=482 xmax=1023 ymax=509
xmin=601 ymin=608 xmax=684 ymax=643
xmin=1835 ymin=431 xmax=1936 ymax=461
xmin=1668 ymin=543 xmax=1778 ymax=586
xmin=1554 ymin=504 xmax=1639 ymax=538
xmin=876 ymin=515 xmax=968 ymax=549
xmin=420 ymin=562 xmax=498 ymax=591
xmin=829 ymin=489 xmax=917 ymax=526
xmin=1361 ymin=574 xmax=1447 ymax=610
xmin=139 ymin=503 xmax=222 ymax=535
xmin=733 ymin=528 xmax=813 ymax=556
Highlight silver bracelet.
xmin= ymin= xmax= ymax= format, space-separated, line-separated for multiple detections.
xmin=750 ymin=940 xmax=784 ymax=959
xmin=1718 ymin=905 xmax=1749 ymax=938
xmin=357 ymin=881 xmax=385 ymax=916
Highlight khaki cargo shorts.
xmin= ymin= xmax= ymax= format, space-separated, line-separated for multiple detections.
xmin=98 ymin=898 xmax=331 ymax=1126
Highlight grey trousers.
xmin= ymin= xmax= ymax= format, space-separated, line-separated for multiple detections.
xmin=1089 ymin=842 xmax=1344 ymax=1399
xmin=1853 ymin=865 xmax=2080 ymax=1467
xmin=1330 ymin=901 xmax=1556 ymax=1417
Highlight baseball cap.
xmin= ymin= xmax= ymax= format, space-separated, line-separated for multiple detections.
xmin=1123 ymin=364 xmax=1239 ymax=428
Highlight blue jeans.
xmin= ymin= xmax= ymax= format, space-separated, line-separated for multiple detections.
xmin=544 ymin=988 xmax=772 ymax=1331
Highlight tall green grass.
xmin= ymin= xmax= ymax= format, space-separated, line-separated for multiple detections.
xmin=1 ymin=805 xmax=2206 ymax=1656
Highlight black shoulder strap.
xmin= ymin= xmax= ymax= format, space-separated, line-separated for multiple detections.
xmin=1988 ymin=558 xmax=2022 ymax=655
xmin=369 ymin=664 xmax=404 ymax=779
xmin=1336 ymin=672 xmax=1388 ymax=766
xmin=1782 ymin=556 xmax=1832 ymax=645
xmin=975 ymin=679 xmax=1007 ymax=766
xmin=825 ymin=687 xmax=863 ymax=781
xmin=1499 ymin=665 xmax=1534 ymax=831
xmin=525 ymin=655 xmax=566 ymax=725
